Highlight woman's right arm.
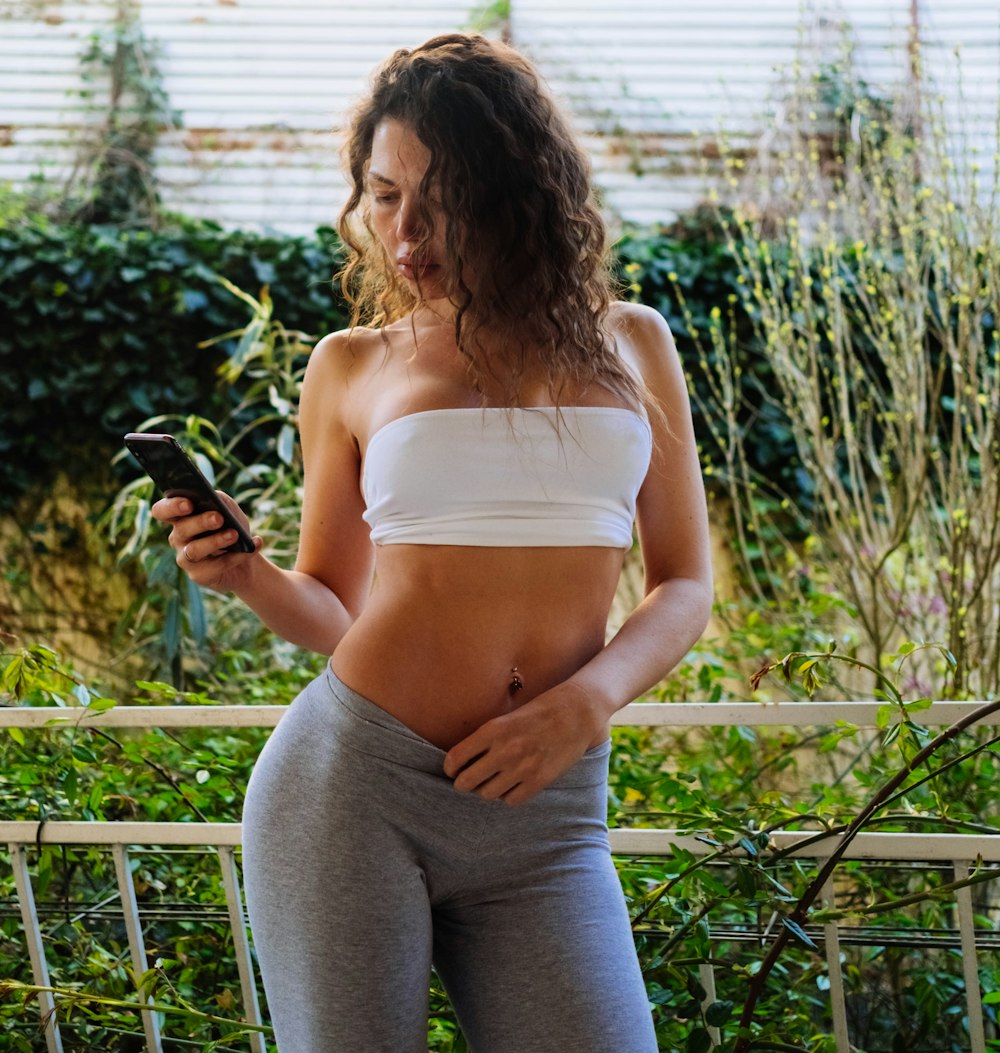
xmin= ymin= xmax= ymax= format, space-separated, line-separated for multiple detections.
xmin=152 ymin=330 xmax=376 ymax=656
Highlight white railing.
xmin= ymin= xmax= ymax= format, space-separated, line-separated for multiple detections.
xmin=2 ymin=700 xmax=999 ymax=1053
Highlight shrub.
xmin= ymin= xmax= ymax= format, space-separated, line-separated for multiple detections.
xmin=672 ymin=63 xmax=1000 ymax=701
xmin=0 ymin=215 xmax=346 ymax=506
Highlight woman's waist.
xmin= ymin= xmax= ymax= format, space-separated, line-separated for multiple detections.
xmin=330 ymin=602 xmax=609 ymax=749
xmin=315 ymin=665 xmax=612 ymax=792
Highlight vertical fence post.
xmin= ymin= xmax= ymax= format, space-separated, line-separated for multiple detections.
xmin=953 ymin=860 xmax=986 ymax=1053
xmin=821 ymin=879 xmax=851 ymax=1053
xmin=217 ymin=846 xmax=268 ymax=1053
xmin=698 ymin=958 xmax=721 ymax=1047
xmin=112 ymin=844 xmax=164 ymax=1053
xmin=7 ymin=843 xmax=64 ymax=1053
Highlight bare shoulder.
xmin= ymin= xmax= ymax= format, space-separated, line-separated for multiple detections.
xmin=606 ymin=300 xmax=680 ymax=390
xmin=301 ymin=325 xmax=388 ymax=436
xmin=306 ymin=325 xmax=384 ymax=385
xmin=607 ymin=298 xmax=664 ymax=328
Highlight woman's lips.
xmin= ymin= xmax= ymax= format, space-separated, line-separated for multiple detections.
xmin=398 ymin=257 xmax=441 ymax=281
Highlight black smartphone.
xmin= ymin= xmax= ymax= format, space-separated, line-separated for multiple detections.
xmin=123 ymin=433 xmax=256 ymax=554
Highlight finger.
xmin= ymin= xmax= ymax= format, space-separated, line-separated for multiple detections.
xmin=173 ymin=512 xmax=228 ymax=547
xmin=450 ymin=752 xmax=498 ymax=793
xmin=443 ymin=730 xmax=491 ymax=779
xmin=500 ymin=782 xmax=537 ymax=807
xmin=179 ymin=530 xmax=238 ymax=564
xmin=214 ymin=490 xmax=253 ymax=529
xmin=151 ymin=497 xmax=192 ymax=522
xmin=475 ymin=771 xmax=522 ymax=802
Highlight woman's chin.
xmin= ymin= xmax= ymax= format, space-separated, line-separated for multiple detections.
xmin=406 ymin=276 xmax=453 ymax=303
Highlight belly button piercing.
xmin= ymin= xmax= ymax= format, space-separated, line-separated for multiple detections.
xmin=509 ymin=667 xmax=523 ymax=695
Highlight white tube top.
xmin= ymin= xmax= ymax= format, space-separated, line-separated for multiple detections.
xmin=361 ymin=406 xmax=652 ymax=547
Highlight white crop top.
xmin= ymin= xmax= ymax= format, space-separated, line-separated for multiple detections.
xmin=361 ymin=406 xmax=652 ymax=547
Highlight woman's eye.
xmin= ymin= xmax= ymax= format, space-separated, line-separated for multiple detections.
xmin=372 ymin=193 xmax=397 ymax=205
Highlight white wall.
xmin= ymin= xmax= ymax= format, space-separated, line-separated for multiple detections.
xmin=1 ymin=0 xmax=996 ymax=232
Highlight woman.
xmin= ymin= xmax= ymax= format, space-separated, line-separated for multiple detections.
xmin=154 ymin=32 xmax=712 ymax=1053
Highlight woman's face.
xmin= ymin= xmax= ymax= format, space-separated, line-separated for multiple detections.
xmin=367 ymin=119 xmax=452 ymax=304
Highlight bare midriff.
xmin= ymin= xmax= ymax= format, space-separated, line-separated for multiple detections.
xmin=330 ymin=544 xmax=626 ymax=750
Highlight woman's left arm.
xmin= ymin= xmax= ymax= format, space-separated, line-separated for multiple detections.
xmin=444 ymin=304 xmax=713 ymax=803
xmin=565 ymin=302 xmax=714 ymax=709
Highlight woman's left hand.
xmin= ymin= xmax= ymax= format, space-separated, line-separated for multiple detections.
xmin=443 ymin=683 xmax=608 ymax=806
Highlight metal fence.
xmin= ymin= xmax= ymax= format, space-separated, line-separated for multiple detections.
xmin=2 ymin=700 xmax=999 ymax=1052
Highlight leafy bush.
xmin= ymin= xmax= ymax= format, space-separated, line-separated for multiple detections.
xmin=105 ymin=283 xmax=309 ymax=687
xmin=0 ymin=215 xmax=346 ymax=506
xmin=684 ymin=65 xmax=1000 ymax=701
xmin=617 ymin=208 xmax=800 ymax=496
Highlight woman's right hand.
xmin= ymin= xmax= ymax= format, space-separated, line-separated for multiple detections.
xmin=151 ymin=493 xmax=262 ymax=593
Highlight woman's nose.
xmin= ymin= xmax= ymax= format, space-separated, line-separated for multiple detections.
xmin=396 ymin=199 xmax=425 ymax=241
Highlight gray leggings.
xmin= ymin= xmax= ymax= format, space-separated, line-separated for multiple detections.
xmin=242 ymin=667 xmax=657 ymax=1052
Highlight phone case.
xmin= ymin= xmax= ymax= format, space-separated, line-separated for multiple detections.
xmin=123 ymin=433 xmax=256 ymax=554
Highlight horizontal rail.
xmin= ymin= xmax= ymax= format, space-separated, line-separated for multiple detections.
xmin=612 ymin=828 xmax=1000 ymax=861
xmin=1 ymin=699 xmax=997 ymax=729
xmin=3 ymin=821 xmax=999 ymax=861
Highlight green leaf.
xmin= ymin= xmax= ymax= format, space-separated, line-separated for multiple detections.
xmin=686 ymin=976 xmax=707 ymax=1001
xmin=193 ymin=451 xmax=216 ymax=486
xmin=277 ymin=422 xmax=296 ymax=465
xmin=135 ymin=680 xmax=177 ymax=695
xmin=27 ymin=644 xmax=58 ymax=668
xmin=186 ymin=575 xmax=207 ymax=646
xmin=147 ymin=547 xmax=178 ymax=588
xmin=705 ymin=999 xmax=734 ymax=1026
xmin=63 ymin=765 xmax=78 ymax=805
xmin=686 ymin=1028 xmax=712 ymax=1053
xmin=735 ymin=865 xmax=756 ymax=898
xmin=881 ymin=722 xmax=901 ymax=748
xmin=6 ymin=726 xmax=25 ymax=746
xmin=675 ymin=998 xmax=702 ymax=1020
xmin=164 ymin=595 xmax=180 ymax=661
xmin=2 ymin=655 xmax=26 ymax=698
xmin=647 ymin=985 xmax=674 ymax=1006
xmin=782 ymin=916 xmax=818 ymax=950
xmin=86 ymin=696 xmax=117 ymax=712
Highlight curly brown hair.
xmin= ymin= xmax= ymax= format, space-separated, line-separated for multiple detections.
xmin=337 ymin=32 xmax=647 ymax=410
